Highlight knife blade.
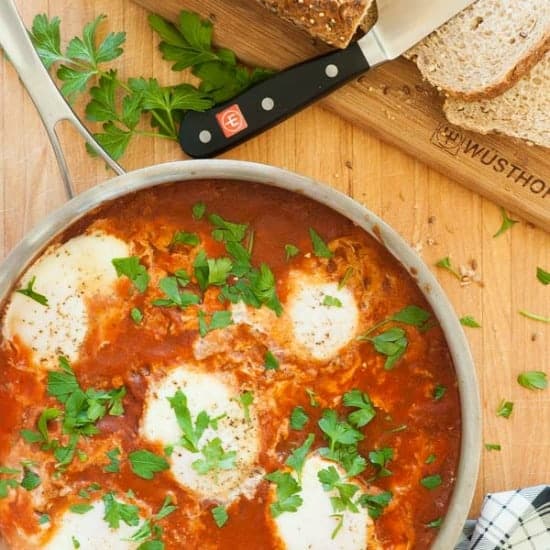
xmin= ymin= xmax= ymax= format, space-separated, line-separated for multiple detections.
xmin=180 ymin=0 xmax=475 ymax=158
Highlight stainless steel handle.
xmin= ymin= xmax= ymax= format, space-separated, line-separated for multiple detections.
xmin=0 ymin=0 xmax=125 ymax=199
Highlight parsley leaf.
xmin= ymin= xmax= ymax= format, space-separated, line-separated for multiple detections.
xmin=208 ymin=214 xmax=248 ymax=243
xmin=425 ymin=453 xmax=437 ymax=464
xmin=496 ymin=400 xmax=514 ymax=418
xmin=284 ymin=244 xmax=300 ymax=261
xmin=103 ymin=492 xmax=140 ymax=528
xmin=433 ymin=384 xmax=447 ymax=401
xmin=168 ymin=390 xmax=209 ymax=453
xmin=305 ymin=388 xmax=319 ymax=407
xmin=192 ymin=202 xmax=206 ymax=220
xmin=264 ymin=350 xmax=280 ymax=371
xmin=236 ymin=391 xmax=254 ymax=422
xmin=15 ymin=276 xmax=48 ymax=306
xmin=420 ymin=474 xmax=442 ymax=490
xmin=485 ymin=443 xmax=501 ymax=451
xmin=207 ymin=258 xmax=233 ymax=285
xmin=192 ymin=438 xmax=237 ymax=475
xmin=390 ymin=305 xmax=431 ymax=328
xmin=343 ymin=389 xmax=376 ymax=428
xmin=317 ymin=467 xmax=360 ymax=514
xmin=357 ymin=491 xmax=392 ymax=519
xmin=212 ymin=505 xmax=228 ymax=527
xmin=368 ymin=448 xmax=394 ymax=477
xmin=290 ymin=406 xmax=309 ymax=430
xmin=309 ymin=228 xmax=333 ymax=259
xmin=519 ymin=310 xmax=550 ymax=324
xmin=70 ymin=503 xmax=94 ymax=514
xmin=30 ymin=15 xmax=64 ymax=69
xmin=517 ymin=371 xmax=548 ymax=391
xmin=153 ymin=276 xmax=199 ymax=309
xmin=338 ymin=267 xmax=354 ymax=290
xmin=104 ymin=447 xmax=121 ymax=473
xmin=20 ymin=469 xmax=41 ymax=491
xmin=426 ymin=517 xmax=443 ymax=529
xmin=367 ymin=328 xmax=408 ymax=370
xmin=170 ymin=231 xmax=200 ymax=247
xmin=435 ymin=256 xmax=461 ymax=280
xmin=112 ymin=257 xmax=150 ymax=293
xmin=129 ymin=450 xmax=169 ymax=480
xmin=155 ymin=496 xmax=177 ymax=520
xmin=460 ymin=315 xmax=481 ymax=328
xmin=265 ymin=471 xmax=303 ymax=517
xmin=198 ymin=310 xmax=233 ymax=337
xmin=493 ymin=207 xmax=519 ymax=238
xmin=537 ymin=267 xmax=550 ymax=285
xmin=318 ymin=410 xmax=363 ymax=454
xmin=286 ymin=434 xmax=315 ymax=477
xmin=322 ymin=295 xmax=342 ymax=308
xmin=131 ymin=307 xmax=143 ymax=324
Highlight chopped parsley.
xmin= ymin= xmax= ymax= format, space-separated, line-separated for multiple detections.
xmin=426 ymin=517 xmax=443 ymax=529
xmin=168 ymin=390 xmax=209 ymax=452
xmin=130 ymin=307 xmax=143 ymax=324
xmin=322 ymin=295 xmax=342 ymax=308
xmin=496 ymin=400 xmax=514 ymax=418
xmin=338 ymin=267 xmax=354 ymax=290
xmin=70 ymin=503 xmax=94 ymax=514
xmin=129 ymin=450 xmax=169 ymax=480
xmin=264 ymin=350 xmax=279 ymax=370
xmin=433 ymin=384 xmax=447 ymax=401
xmin=198 ymin=309 xmax=233 ymax=337
xmin=318 ymin=409 xmax=363 ymax=455
xmin=343 ymin=389 xmax=376 ymax=428
xmin=236 ymin=391 xmax=254 ymax=422
xmin=284 ymin=244 xmax=300 ymax=261
xmin=517 ymin=371 xmax=548 ymax=391
xmin=460 ymin=315 xmax=481 ymax=328
xmin=211 ymin=505 xmax=228 ymax=527
xmin=485 ymin=443 xmax=501 ymax=452
xmin=537 ymin=267 xmax=550 ymax=285
xmin=420 ymin=474 xmax=442 ymax=490
xmin=309 ymin=228 xmax=333 ymax=259
xmin=20 ymin=469 xmax=41 ymax=491
xmin=357 ymin=491 xmax=393 ymax=519
xmin=192 ymin=438 xmax=236 ymax=475
xmin=367 ymin=328 xmax=408 ymax=370
xmin=192 ymin=202 xmax=206 ymax=220
xmin=103 ymin=492 xmax=140 ymax=528
xmin=318 ymin=466 xmax=359 ymax=513
xmin=285 ymin=434 xmax=315 ymax=478
xmin=289 ymin=406 xmax=309 ymax=430
xmin=72 ymin=536 xmax=80 ymax=549
xmin=112 ymin=256 xmax=150 ymax=293
xmin=170 ymin=231 xmax=200 ymax=247
xmin=519 ymin=310 xmax=550 ymax=324
xmin=104 ymin=447 xmax=121 ymax=473
xmin=493 ymin=207 xmax=518 ymax=238
xmin=425 ymin=453 xmax=436 ymax=464
xmin=15 ymin=276 xmax=49 ymax=306
xmin=38 ymin=514 xmax=50 ymax=525
xmin=435 ymin=256 xmax=461 ymax=280
xmin=152 ymin=276 xmax=199 ymax=309
xmin=368 ymin=448 xmax=394 ymax=478
xmin=390 ymin=305 xmax=431 ymax=328
xmin=209 ymin=213 xmax=248 ymax=243
xmin=305 ymin=388 xmax=319 ymax=407
xmin=265 ymin=471 xmax=303 ymax=517
xmin=331 ymin=513 xmax=344 ymax=539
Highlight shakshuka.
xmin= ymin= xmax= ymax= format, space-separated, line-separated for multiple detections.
xmin=0 ymin=181 xmax=461 ymax=549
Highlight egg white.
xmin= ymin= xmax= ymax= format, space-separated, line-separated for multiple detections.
xmin=140 ymin=365 xmax=262 ymax=504
xmin=42 ymin=499 xmax=142 ymax=550
xmin=2 ymin=231 xmax=129 ymax=367
xmin=271 ymin=454 xmax=371 ymax=550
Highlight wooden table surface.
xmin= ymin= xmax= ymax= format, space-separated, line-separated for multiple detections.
xmin=1 ymin=0 xmax=549 ymax=519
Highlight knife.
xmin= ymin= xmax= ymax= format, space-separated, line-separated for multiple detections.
xmin=179 ymin=0 xmax=474 ymax=158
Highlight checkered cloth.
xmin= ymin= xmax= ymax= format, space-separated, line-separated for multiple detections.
xmin=456 ymin=485 xmax=550 ymax=549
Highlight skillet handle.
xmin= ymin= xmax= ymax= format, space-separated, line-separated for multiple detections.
xmin=0 ymin=0 xmax=124 ymax=199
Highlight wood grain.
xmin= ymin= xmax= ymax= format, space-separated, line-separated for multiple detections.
xmin=0 ymin=0 xmax=549 ymax=523
xmin=134 ymin=0 xmax=550 ymax=233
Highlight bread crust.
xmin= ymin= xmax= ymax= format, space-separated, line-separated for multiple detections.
xmin=255 ymin=0 xmax=373 ymax=48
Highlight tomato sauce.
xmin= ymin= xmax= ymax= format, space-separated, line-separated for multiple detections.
xmin=0 ymin=181 xmax=461 ymax=549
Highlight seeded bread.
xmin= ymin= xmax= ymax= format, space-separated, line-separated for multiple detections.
xmin=255 ymin=0 xmax=377 ymax=48
xmin=405 ymin=0 xmax=550 ymax=100
xmin=444 ymin=52 xmax=549 ymax=148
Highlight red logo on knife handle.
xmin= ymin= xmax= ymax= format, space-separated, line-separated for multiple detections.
xmin=216 ymin=104 xmax=248 ymax=138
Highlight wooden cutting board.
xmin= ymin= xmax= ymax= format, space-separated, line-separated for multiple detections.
xmin=134 ymin=0 xmax=550 ymax=232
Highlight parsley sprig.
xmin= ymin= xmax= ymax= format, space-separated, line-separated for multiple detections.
xmin=30 ymin=11 xmax=272 ymax=160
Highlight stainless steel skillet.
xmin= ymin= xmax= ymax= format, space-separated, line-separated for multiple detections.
xmin=0 ymin=1 xmax=481 ymax=548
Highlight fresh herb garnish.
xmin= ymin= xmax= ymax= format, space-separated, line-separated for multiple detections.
xmin=15 ymin=276 xmax=48 ymax=306
xmin=290 ymin=406 xmax=309 ymax=430
xmin=265 ymin=471 xmax=303 ymax=517
xmin=112 ymin=257 xmax=150 ymax=293
xmin=318 ymin=410 xmax=363 ymax=454
xmin=493 ymin=207 xmax=519 ymax=238
xmin=536 ymin=267 xmax=550 ymax=285
xmin=152 ymin=276 xmax=199 ymax=309
xmin=343 ymin=389 xmax=376 ymax=428
xmin=519 ymin=310 xmax=550 ymax=324
xmin=435 ymin=256 xmax=461 ymax=280
xmin=198 ymin=310 xmax=233 ymax=337
xmin=168 ymin=390 xmax=209 ymax=453
xmin=128 ymin=496 xmax=176 ymax=546
xmin=192 ymin=438 xmax=236 ymax=475
xmin=331 ymin=514 xmax=344 ymax=539
xmin=420 ymin=474 xmax=442 ymax=490
xmin=460 ymin=315 xmax=481 ymax=328
xmin=309 ymin=228 xmax=333 ymax=259
xmin=209 ymin=214 xmax=248 ymax=243
xmin=317 ymin=466 xmax=359 ymax=513
xmin=20 ymin=469 xmax=41 ymax=491
xmin=425 ymin=453 xmax=436 ymax=464
xmin=433 ymin=384 xmax=446 ymax=401
xmin=338 ymin=267 xmax=354 ymax=290
xmin=70 ymin=503 xmax=94 ymax=514
xmin=322 ymin=295 xmax=342 ymax=308
xmin=357 ymin=491 xmax=392 ymax=519
xmin=129 ymin=450 xmax=169 ymax=480
xmin=192 ymin=202 xmax=206 ymax=220
xmin=170 ymin=231 xmax=200 ymax=247
xmin=236 ymin=391 xmax=254 ymax=422
xmin=285 ymin=434 xmax=315 ymax=478
xmin=426 ymin=517 xmax=443 ymax=528
xmin=367 ymin=328 xmax=408 ymax=370
xmin=496 ymin=400 xmax=514 ymax=418
xmin=517 ymin=371 xmax=548 ymax=391
xmin=72 ymin=537 xmax=80 ymax=549
xmin=264 ymin=350 xmax=280 ymax=371
xmin=284 ymin=244 xmax=300 ymax=261
xmin=368 ymin=448 xmax=394 ymax=478
xmin=211 ymin=505 xmax=228 ymax=528
xmin=103 ymin=492 xmax=140 ymax=528
xmin=38 ymin=514 xmax=50 ymax=525
xmin=305 ymin=388 xmax=319 ymax=407
xmin=104 ymin=447 xmax=121 ymax=473
xmin=130 ymin=307 xmax=143 ymax=324
xmin=485 ymin=443 xmax=501 ymax=451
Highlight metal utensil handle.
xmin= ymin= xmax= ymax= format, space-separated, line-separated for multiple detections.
xmin=0 ymin=0 xmax=124 ymax=199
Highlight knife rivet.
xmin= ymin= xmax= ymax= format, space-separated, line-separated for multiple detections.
xmin=325 ymin=64 xmax=339 ymax=78
xmin=199 ymin=130 xmax=212 ymax=144
xmin=261 ymin=97 xmax=275 ymax=111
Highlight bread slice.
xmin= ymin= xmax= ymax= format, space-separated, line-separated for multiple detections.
xmin=256 ymin=0 xmax=377 ymax=48
xmin=444 ymin=51 xmax=549 ymax=147
xmin=406 ymin=0 xmax=550 ymax=100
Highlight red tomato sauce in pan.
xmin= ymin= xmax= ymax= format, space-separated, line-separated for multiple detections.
xmin=0 ymin=181 xmax=461 ymax=549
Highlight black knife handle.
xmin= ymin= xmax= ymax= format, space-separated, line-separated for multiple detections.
xmin=179 ymin=43 xmax=370 ymax=158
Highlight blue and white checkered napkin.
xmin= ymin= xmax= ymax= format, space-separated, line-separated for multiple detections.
xmin=455 ymin=485 xmax=550 ymax=550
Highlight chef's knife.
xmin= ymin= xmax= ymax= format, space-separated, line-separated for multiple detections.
xmin=179 ymin=0 xmax=474 ymax=158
